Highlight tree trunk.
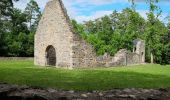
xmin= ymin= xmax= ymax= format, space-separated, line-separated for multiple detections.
xmin=151 ymin=52 xmax=154 ymax=63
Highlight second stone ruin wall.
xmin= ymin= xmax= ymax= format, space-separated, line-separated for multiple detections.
xmin=126 ymin=52 xmax=140 ymax=65
xmin=72 ymin=34 xmax=142 ymax=67
xmin=72 ymin=34 xmax=97 ymax=67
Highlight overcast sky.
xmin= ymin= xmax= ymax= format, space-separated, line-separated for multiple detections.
xmin=14 ymin=0 xmax=170 ymax=23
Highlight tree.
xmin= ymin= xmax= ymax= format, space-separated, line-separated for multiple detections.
xmin=84 ymin=20 xmax=96 ymax=34
xmin=111 ymin=8 xmax=146 ymax=52
xmin=81 ymin=9 xmax=146 ymax=56
xmin=4 ymin=8 xmax=29 ymax=57
xmin=0 ymin=0 xmax=20 ymax=31
xmin=26 ymin=32 xmax=34 ymax=56
xmin=145 ymin=0 xmax=163 ymax=63
xmin=0 ymin=0 xmax=19 ymax=16
xmin=128 ymin=0 xmax=136 ymax=11
xmin=0 ymin=0 xmax=19 ymax=56
xmin=0 ymin=0 xmax=43 ymax=57
xmin=24 ymin=0 xmax=41 ymax=33
xmin=11 ymin=8 xmax=28 ymax=35
xmin=160 ymin=22 xmax=170 ymax=64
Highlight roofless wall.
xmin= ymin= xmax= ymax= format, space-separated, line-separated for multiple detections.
xmin=34 ymin=0 xmax=145 ymax=68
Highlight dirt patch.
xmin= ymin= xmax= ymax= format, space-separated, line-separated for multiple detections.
xmin=0 ymin=83 xmax=170 ymax=100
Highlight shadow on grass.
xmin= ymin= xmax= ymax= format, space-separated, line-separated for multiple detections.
xmin=0 ymin=66 xmax=170 ymax=91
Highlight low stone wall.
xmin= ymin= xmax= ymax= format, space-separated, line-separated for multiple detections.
xmin=73 ymin=37 xmax=143 ymax=67
xmin=96 ymin=49 xmax=143 ymax=67
xmin=109 ymin=50 xmax=142 ymax=67
xmin=126 ymin=52 xmax=140 ymax=65
xmin=0 ymin=57 xmax=33 ymax=60
xmin=0 ymin=83 xmax=170 ymax=100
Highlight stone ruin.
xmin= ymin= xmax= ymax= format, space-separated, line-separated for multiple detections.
xmin=34 ymin=0 xmax=145 ymax=68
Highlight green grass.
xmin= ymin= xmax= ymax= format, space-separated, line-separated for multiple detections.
xmin=0 ymin=60 xmax=170 ymax=91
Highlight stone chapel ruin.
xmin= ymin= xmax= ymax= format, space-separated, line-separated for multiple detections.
xmin=34 ymin=0 xmax=145 ymax=68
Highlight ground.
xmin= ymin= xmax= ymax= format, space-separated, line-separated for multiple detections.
xmin=1 ymin=83 xmax=170 ymax=100
xmin=0 ymin=59 xmax=170 ymax=91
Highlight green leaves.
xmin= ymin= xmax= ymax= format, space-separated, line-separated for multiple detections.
xmin=72 ymin=3 xmax=169 ymax=64
xmin=128 ymin=0 xmax=136 ymax=10
xmin=144 ymin=0 xmax=168 ymax=63
xmin=0 ymin=0 xmax=40 ymax=57
xmin=72 ymin=9 xmax=146 ymax=56
xmin=24 ymin=0 xmax=41 ymax=33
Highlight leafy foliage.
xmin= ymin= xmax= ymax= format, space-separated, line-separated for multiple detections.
xmin=0 ymin=0 xmax=41 ymax=57
xmin=72 ymin=7 xmax=169 ymax=64
xmin=24 ymin=0 xmax=41 ymax=33
xmin=73 ymin=8 xmax=146 ymax=56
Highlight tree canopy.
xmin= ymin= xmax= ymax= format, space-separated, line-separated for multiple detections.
xmin=0 ymin=0 xmax=41 ymax=57
xmin=72 ymin=1 xmax=170 ymax=64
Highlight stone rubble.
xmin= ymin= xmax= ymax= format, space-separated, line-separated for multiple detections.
xmin=0 ymin=83 xmax=170 ymax=100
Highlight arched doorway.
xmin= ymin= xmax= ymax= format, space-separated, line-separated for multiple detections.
xmin=45 ymin=45 xmax=56 ymax=66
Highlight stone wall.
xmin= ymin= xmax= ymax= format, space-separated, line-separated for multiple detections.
xmin=34 ymin=0 xmax=73 ymax=67
xmin=133 ymin=39 xmax=145 ymax=63
xmin=72 ymin=34 xmax=97 ymax=67
xmin=72 ymin=38 xmax=143 ymax=67
xmin=1 ymin=83 xmax=170 ymax=100
xmin=34 ymin=0 xmax=145 ymax=68
xmin=111 ymin=49 xmax=142 ymax=66
xmin=126 ymin=52 xmax=140 ymax=65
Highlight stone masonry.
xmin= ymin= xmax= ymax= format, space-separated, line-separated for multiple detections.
xmin=34 ymin=0 xmax=73 ymax=67
xmin=34 ymin=0 xmax=145 ymax=68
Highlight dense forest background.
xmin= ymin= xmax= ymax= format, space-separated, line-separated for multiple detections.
xmin=0 ymin=0 xmax=41 ymax=57
xmin=0 ymin=0 xmax=170 ymax=64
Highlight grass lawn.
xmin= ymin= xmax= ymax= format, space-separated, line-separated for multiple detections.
xmin=0 ymin=60 xmax=170 ymax=91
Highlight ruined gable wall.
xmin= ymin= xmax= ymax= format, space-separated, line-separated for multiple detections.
xmin=34 ymin=0 xmax=73 ymax=67
xmin=72 ymin=34 xmax=97 ymax=67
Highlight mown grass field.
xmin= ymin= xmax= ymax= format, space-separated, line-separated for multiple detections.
xmin=0 ymin=60 xmax=170 ymax=91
